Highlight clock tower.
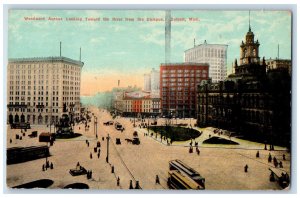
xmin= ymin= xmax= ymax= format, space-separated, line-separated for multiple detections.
xmin=240 ymin=26 xmax=260 ymax=65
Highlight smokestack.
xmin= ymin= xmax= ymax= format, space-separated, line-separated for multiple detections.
xmin=60 ymin=41 xmax=62 ymax=57
xmin=165 ymin=10 xmax=171 ymax=63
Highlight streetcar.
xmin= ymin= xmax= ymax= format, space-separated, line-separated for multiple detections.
xmin=7 ymin=146 xmax=49 ymax=165
xmin=167 ymin=170 xmax=202 ymax=190
xmin=169 ymin=159 xmax=205 ymax=189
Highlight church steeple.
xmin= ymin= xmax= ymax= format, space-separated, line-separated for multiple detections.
xmin=248 ymin=10 xmax=251 ymax=32
xmin=239 ymin=11 xmax=260 ymax=65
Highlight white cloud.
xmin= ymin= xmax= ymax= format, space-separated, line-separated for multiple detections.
xmin=140 ymin=28 xmax=164 ymax=46
xmin=89 ymin=37 xmax=106 ymax=44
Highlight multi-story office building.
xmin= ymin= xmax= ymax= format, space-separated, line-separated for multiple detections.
xmin=160 ymin=63 xmax=209 ymax=118
xmin=144 ymin=68 xmax=160 ymax=96
xmin=150 ymin=68 xmax=160 ymax=96
xmin=184 ymin=40 xmax=227 ymax=82
xmin=143 ymin=73 xmax=151 ymax=92
xmin=7 ymin=56 xmax=83 ymax=125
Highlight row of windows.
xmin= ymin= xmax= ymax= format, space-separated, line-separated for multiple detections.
xmin=9 ymin=63 xmax=81 ymax=70
xmin=162 ymin=69 xmax=207 ymax=74
xmin=162 ymin=78 xmax=202 ymax=82
xmin=162 ymin=91 xmax=195 ymax=96
xmin=8 ymin=108 xmax=59 ymax=113
xmin=186 ymin=48 xmax=226 ymax=60
xmin=162 ymin=82 xmax=199 ymax=87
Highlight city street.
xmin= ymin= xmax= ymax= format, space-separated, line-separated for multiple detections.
xmin=6 ymin=106 xmax=290 ymax=190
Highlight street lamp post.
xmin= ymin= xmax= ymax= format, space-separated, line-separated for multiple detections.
xmin=106 ymin=134 xmax=110 ymax=163
xmin=147 ymin=116 xmax=150 ymax=135
xmin=95 ymin=116 xmax=98 ymax=138
xmin=133 ymin=114 xmax=135 ymax=127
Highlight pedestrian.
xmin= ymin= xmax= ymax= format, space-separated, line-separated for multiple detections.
xmin=90 ymin=170 xmax=93 ymax=178
xmin=10 ymin=139 xmax=12 ymax=144
xmin=135 ymin=181 xmax=140 ymax=189
xmin=273 ymin=157 xmax=278 ymax=167
xmin=155 ymin=175 xmax=160 ymax=184
xmin=97 ymin=152 xmax=100 ymax=158
xmin=189 ymin=147 xmax=193 ymax=153
xmin=279 ymin=161 xmax=283 ymax=168
xmin=256 ymin=151 xmax=260 ymax=158
xmin=87 ymin=171 xmax=90 ymax=179
xmin=117 ymin=177 xmax=120 ymax=186
xmin=50 ymin=162 xmax=53 ymax=169
xmin=274 ymin=160 xmax=278 ymax=168
xmin=197 ymin=149 xmax=200 ymax=155
xmin=129 ymin=180 xmax=133 ymax=189
xmin=244 ymin=164 xmax=248 ymax=172
xmin=42 ymin=164 xmax=45 ymax=171
xmin=268 ymin=153 xmax=272 ymax=163
xmin=111 ymin=166 xmax=114 ymax=173
xmin=283 ymin=154 xmax=286 ymax=161
xmin=90 ymin=152 xmax=92 ymax=159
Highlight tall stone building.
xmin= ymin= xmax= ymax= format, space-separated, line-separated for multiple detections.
xmin=144 ymin=68 xmax=160 ymax=96
xmin=160 ymin=63 xmax=209 ymax=118
xmin=7 ymin=56 xmax=83 ymax=125
xmin=143 ymin=73 xmax=151 ymax=92
xmin=184 ymin=40 xmax=228 ymax=82
xmin=197 ymin=27 xmax=291 ymax=148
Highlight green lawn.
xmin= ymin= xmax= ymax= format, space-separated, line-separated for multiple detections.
xmin=148 ymin=126 xmax=201 ymax=141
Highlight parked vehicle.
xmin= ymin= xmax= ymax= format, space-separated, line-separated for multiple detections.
xmin=115 ymin=122 xmax=123 ymax=130
xmin=103 ymin=121 xmax=114 ymax=126
xmin=132 ymin=137 xmax=140 ymax=145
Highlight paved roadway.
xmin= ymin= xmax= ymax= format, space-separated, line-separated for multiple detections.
xmin=6 ymin=106 xmax=291 ymax=190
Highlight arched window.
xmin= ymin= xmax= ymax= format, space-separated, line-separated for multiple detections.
xmin=38 ymin=114 xmax=43 ymax=124
xmin=9 ymin=114 xmax=13 ymax=124
xmin=252 ymin=49 xmax=256 ymax=56
xmin=14 ymin=114 xmax=19 ymax=123
xmin=20 ymin=114 xmax=25 ymax=123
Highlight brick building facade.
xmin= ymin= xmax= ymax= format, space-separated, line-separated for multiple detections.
xmin=160 ymin=63 xmax=209 ymax=118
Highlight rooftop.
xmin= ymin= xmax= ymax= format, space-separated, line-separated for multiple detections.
xmin=184 ymin=41 xmax=228 ymax=52
xmin=160 ymin=62 xmax=209 ymax=67
xmin=8 ymin=56 xmax=84 ymax=67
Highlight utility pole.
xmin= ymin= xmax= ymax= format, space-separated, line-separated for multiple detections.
xmin=95 ymin=116 xmax=98 ymax=138
xmin=147 ymin=116 xmax=150 ymax=135
xmin=106 ymin=134 xmax=110 ymax=163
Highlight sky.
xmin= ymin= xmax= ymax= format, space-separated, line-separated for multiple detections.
xmin=8 ymin=10 xmax=292 ymax=95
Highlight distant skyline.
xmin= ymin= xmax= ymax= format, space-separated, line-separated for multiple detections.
xmin=8 ymin=10 xmax=291 ymax=95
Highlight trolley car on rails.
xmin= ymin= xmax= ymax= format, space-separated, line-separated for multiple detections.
xmin=167 ymin=170 xmax=202 ymax=190
xmin=169 ymin=159 xmax=205 ymax=189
